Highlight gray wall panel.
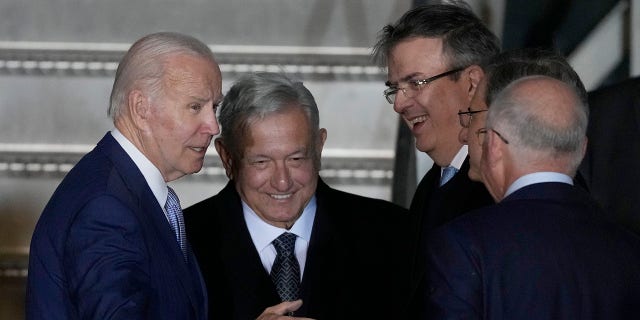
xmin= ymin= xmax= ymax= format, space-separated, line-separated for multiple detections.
xmin=0 ymin=1 xmax=411 ymax=47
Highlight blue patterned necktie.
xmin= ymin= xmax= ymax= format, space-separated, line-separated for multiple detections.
xmin=440 ymin=166 xmax=458 ymax=186
xmin=270 ymin=232 xmax=300 ymax=301
xmin=165 ymin=186 xmax=187 ymax=261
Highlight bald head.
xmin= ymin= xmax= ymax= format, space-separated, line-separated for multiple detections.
xmin=486 ymin=75 xmax=588 ymax=175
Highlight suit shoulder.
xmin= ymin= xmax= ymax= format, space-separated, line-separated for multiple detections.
xmin=590 ymin=75 xmax=640 ymax=98
xmin=184 ymin=195 xmax=218 ymax=215
xmin=330 ymin=188 xmax=406 ymax=210
xmin=320 ymin=185 xmax=408 ymax=214
xmin=182 ymin=194 xmax=223 ymax=231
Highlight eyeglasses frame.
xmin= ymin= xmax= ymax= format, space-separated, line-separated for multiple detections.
xmin=383 ymin=67 xmax=467 ymax=104
xmin=458 ymin=108 xmax=488 ymax=128
xmin=476 ymin=127 xmax=510 ymax=146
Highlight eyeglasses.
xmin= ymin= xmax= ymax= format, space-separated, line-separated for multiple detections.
xmin=476 ymin=127 xmax=510 ymax=146
xmin=458 ymin=108 xmax=488 ymax=128
xmin=383 ymin=67 xmax=467 ymax=104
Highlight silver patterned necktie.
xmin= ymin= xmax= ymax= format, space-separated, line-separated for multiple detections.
xmin=270 ymin=232 xmax=300 ymax=301
xmin=440 ymin=166 xmax=458 ymax=186
xmin=165 ymin=186 xmax=187 ymax=261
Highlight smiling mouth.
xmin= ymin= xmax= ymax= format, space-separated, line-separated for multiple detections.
xmin=407 ymin=115 xmax=427 ymax=127
xmin=270 ymin=193 xmax=292 ymax=200
xmin=190 ymin=147 xmax=206 ymax=152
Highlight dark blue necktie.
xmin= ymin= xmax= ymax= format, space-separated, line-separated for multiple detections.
xmin=270 ymin=232 xmax=300 ymax=301
xmin=165 ymin=186 xmax=187 ymax=261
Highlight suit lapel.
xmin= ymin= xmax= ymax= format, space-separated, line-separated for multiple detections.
xmin=297 ymin=180 xmax=349 ymax=317
xmin=99 ymin=133 xmax=206 ymax=319
xmin=216 ymin=183 xmax=281 ymax=307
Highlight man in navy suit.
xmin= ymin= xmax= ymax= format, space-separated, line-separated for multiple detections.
xmin=426 ymin=76 xmax=640 ymax=319
xmin=184 ymin=72 xmax=409 ymax=320
xmin=26 ymin=32 xmax=222 ymax=319
xmin=459 ymin=48 xmax=587 ymax=184
xmin=371 ymin=3 xmax=499 ymax=317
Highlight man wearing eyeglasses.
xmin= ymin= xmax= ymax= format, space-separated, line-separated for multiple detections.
xmin=371 ymin=2 xmax=498 ymax=317
xmin=458 ymin=48 xmax=588 ymax=184
xmin=425 ymin=75 xmax=640 ymax=319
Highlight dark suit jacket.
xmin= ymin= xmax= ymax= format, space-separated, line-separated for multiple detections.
xmin=26 ymin=133 xmax=207 ymax=320
xmin=578 ymin=76 xmax=640 ymax=234
xmin=426 ymin=182 xmax=640 ymax=319
xmin=184 ymin=179 xmax=409 ymax=320
xmin=404 ymin=158 xmax=494 ymax=318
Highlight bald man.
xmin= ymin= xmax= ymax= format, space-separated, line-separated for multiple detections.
xmin=425 ymin=76 xmax=640 ymax=319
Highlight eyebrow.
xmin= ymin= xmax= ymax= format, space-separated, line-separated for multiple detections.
xmin=385 ymin=72 xmax=424 ymax=87
xmin=246 ymin=147 xmax=309 ymax=160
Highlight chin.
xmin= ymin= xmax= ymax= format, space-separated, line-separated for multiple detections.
xmin=415 ymin=142 xmax=433 ymax=154
xmin=467 ymin=169 xmax=480 ymax=182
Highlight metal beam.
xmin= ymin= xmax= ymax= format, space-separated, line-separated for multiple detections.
xmin=569 ymin=1 xmax=629 ymax=90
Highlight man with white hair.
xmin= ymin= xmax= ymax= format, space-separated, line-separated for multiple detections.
xmin=425 ymin=76 xmax=640 ymax=319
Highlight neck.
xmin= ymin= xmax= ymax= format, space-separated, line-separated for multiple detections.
xmin=429 ymin=142 xmax=463 ymax=167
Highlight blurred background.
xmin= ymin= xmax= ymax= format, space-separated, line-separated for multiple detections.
xmin=1 ymin=0 xmax=638 ymax=318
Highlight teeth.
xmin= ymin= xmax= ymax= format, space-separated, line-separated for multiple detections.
xmin=271 ymin=194 xmax=291 ymax=200
xmin=191 ymin=147 xmax=204 ymax=152
xmin=409 ymin=116 xmax=427 ymax=125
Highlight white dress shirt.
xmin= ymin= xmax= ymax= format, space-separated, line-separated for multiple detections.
xmin=441 ymin=145 xmax=468 ymax=177
xmin=243 ymin=197 xmax=316 ymax=280
xmin=111 ymin=128 xmax=172 ymax=222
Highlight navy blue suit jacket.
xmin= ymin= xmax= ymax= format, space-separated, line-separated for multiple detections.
xmin=184 ymin=179 xmax=409 ymax=320
xmin=26 ymin=132 xmax=207 ymax=319
xmin=404 ymin=158 xmax=494 ymax=318
xmin=426 ymin=182 xmax=640 ymax=319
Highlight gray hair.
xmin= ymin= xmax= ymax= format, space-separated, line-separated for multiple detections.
xmin=371 ymin=1 xmax=500 ymax=77
xmin=486 ymin=76 xmax=588 ymax=174
xmin=218 ymin=72 xmax=321 ymax=166
xmin=108 ymin=32 xmax=217 ymax=121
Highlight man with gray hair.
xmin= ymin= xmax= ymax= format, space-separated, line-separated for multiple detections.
xmin=26 ymin=32 xmax=222 ymax=319
xmin=458 ymin=48 xmax=588 ymax=183
xmin=426 ymin=76 xmax=640 ymax=319
xmin=184 ymin=72 xmax=408 ymax=319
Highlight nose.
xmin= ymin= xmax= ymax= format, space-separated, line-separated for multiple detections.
xmin=392 ymin=91 xmax=410 ymax=114
xmin=271 ymin=161 xmax=293 ymax=191
xmin=202 ymin=106 xmax=220 ymax=136
xmin=459 ymin=126 xmax=469 ymax=145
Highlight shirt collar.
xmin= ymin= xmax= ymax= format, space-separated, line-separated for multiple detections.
xmin=442 ymin=145 xmax=468 ymax=173
xmin=243 ymin=195 xmax=317 ymax=252
xmin=111 ymin=128 xmax=168 ymax=207
xmin=505 ymin=172 xmax=574 ymax=198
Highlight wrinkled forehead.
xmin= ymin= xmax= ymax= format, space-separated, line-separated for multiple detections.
xmin=242 ymin=109 xmax=315 ymax=150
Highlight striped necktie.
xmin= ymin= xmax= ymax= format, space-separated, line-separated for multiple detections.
xmin=165 ymin=186 xmax=187 ymax=261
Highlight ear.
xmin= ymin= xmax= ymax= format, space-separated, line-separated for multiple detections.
xmin=580 ymin=136 xmax=588 ymax=159
xmin=215 ymin=138 xmax=234 ymax=179
xmin=483 ymin=129 xmax=504 ymax=170
xmin=128 ymin=89 xmax=151 ymax=130
xmin=465 ymin=65 xmax=485 ymax=101
xmin=480 ymin=130 xmax=508 ymax=201
xmin=317 ymin=128 xmax=327 ymax=154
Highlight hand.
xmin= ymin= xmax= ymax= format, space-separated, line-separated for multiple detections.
xmin=256 ymin=300 xmax=315 ymax=320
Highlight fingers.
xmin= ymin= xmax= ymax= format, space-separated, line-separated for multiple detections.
xmin=268 ymin=299 xmax=303 ymax=314
xmin=256 ymin=300 xmax=307 ymax=320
